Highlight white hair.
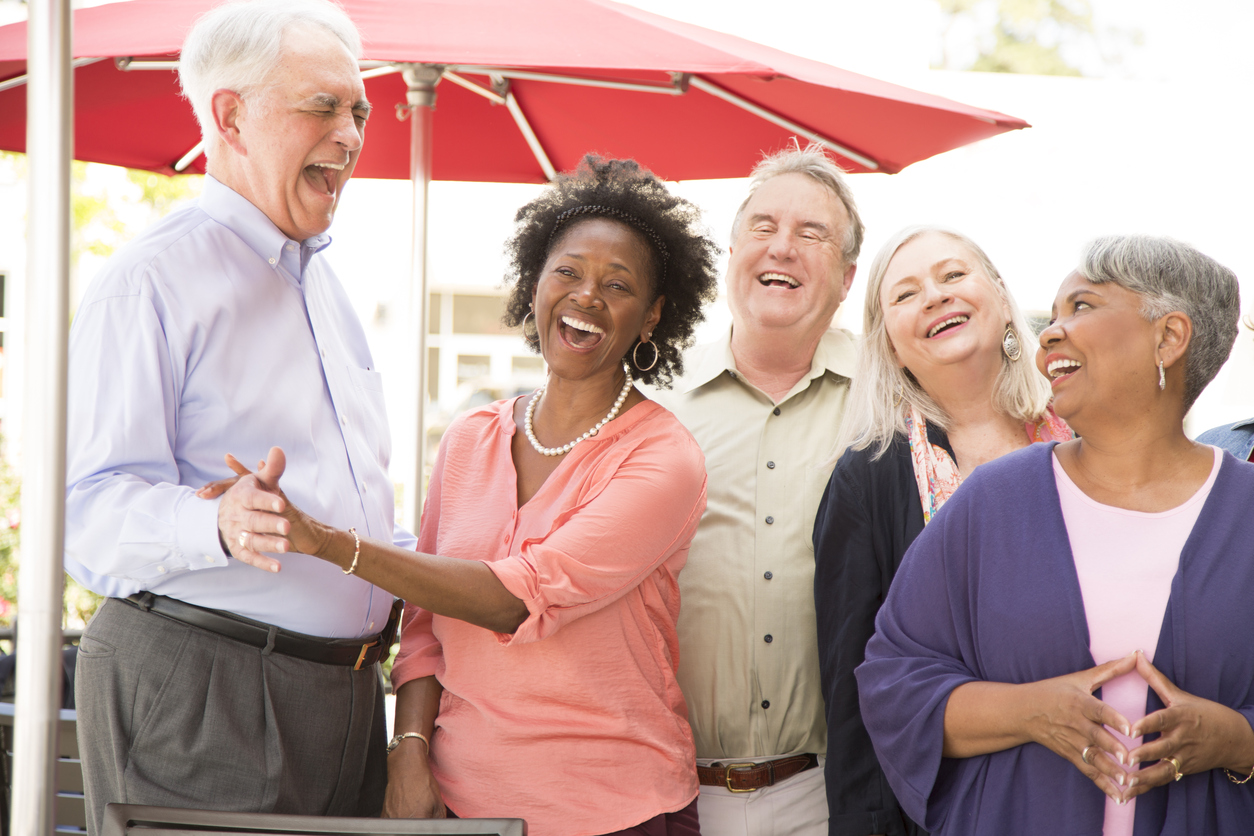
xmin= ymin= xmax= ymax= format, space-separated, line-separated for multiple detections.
xmin=830 ymin=225 xmax=1052 ymax=462
xmin=1079 ymin=235 xmax=1240 ymax=411
xmin=179 ymin=0 xmax=362 ymax=141
xmin=731 ymin=142 xmax=865 ymax=266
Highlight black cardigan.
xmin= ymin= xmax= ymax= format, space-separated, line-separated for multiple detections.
xmin=812 ymin=427 xmax=953 ymax=836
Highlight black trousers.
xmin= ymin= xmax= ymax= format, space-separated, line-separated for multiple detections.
xmin=75 ymin=598 xmax=386 ymax=836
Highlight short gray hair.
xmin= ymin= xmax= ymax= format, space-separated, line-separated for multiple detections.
xmin=731 ymin=142 xmax=865 ymax=266
xmin=179 ymin=0 xmax=363 ymax=140
xmin=1079 ymin=235 xmax=1240 ymax=411
xmin=832 ymin=225 xmax=1051 ymax=461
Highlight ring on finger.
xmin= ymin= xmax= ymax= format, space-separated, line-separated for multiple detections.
xmin=1166 ymin=756 xmax=1183 ymax=781
xmin=1082 ymin=746 xmax=1096 ymax=765
xmin=238 ymin=531 xmax=248 ymax=550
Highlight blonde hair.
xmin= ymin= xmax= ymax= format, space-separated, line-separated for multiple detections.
xmin=831 ymin=225 xmax=1051 ymax=462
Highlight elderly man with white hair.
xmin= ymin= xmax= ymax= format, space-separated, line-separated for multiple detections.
xmin=66 ymin=2 xmax=410 ymax=832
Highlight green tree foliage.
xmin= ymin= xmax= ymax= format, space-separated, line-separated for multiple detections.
xmin=935 ymin=0 xmax=1093 ymax=76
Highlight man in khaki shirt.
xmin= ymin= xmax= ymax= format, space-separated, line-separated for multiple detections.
xmin=656 ymin=144 xmax=864 ymax=835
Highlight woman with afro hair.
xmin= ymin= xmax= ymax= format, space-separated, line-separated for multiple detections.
xmin=226 ymin=155 xmax=721 ymax=834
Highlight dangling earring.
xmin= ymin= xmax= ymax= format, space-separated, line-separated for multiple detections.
xmin=1001 ymin=324 xmax=1022 ymax=361
xmin=522 ymin=305 xmax=539 ymax=345
xmin=632 ymin=337 xmax=659 ymax=372
xmin=1158 ymin=360 xmax=1166 ymax=391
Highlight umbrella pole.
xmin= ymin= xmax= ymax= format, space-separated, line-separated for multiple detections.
xmin=13 ymin=0 xmax=72 ymax=834
xmin=402 ymin=65 xmax=441 ymax=534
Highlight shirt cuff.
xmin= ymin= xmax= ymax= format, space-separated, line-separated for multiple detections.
xmin=175 ymin=492 xmax=230 ymax=569
xmin=485 ymin=556 xmax=550 ymax=645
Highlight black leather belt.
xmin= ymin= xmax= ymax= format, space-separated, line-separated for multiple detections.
xmin=123 ymin=592 xmax=402 ymax=669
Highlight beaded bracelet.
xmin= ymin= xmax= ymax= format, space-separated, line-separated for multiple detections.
xmin=1224 ymin=764 xmax=1254 ymax=785
xmin=342 ymin=527 xmax=360 ymax=575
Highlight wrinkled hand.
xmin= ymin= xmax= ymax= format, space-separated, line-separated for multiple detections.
xmin=1027 ymin=652 xmax=1138 ymax=803
xmin=218 ymin=448 xmax=332 ymax=562
xmin=382 ymin=745 xmax=445 ymax=819
xmin=215 ymin=447 xmax=291 ymax=572
xmin=1122 ymin=650 xmax=1254 ymax=799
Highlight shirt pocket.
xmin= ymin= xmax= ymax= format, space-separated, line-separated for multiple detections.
xmin=346 ymin=365 xmax=391 ymax=466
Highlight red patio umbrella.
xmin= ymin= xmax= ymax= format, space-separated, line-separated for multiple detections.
xmin=0 ymin=0 xmax=1028 ymax=180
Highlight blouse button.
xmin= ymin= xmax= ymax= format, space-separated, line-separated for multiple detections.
xmin=761 ymin=700 xmax=770 ymax=709
xmin=766 ymin=461 xmax=775 ymax=469
xmin=772 ymin=407 xmax=781 ymax=416
xmin=764 ymin=634 xmax=773 ymax=643
xmin=763 ymin=571 xmax=773 ymax=580
xmin=765 ymin=516 xmax=774 ymax=525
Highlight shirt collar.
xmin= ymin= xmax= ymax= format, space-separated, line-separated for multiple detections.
xmin=199 ymin=175 xmax=332 ymax=282
xmin=677 ymin=324 xmax=857 ymax=394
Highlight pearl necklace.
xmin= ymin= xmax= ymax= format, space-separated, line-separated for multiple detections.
xmin=525 ymin=361 xmax=633 ymax=457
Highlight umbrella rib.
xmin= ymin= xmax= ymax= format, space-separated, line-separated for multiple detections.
xmin=688 ymin=75 xmax=881 ymax=171
xmin=502 ymin=89 xmax=556 ymax=181
xmin=454 ymin=66 xmax=684 ymax=96
xmin=174 ymin=140 xmax=205 ymax=172
xmin=443 ymin=71 xmax=506 ymax=105
xmin=0 ymin=57 xmax=102 ymax=93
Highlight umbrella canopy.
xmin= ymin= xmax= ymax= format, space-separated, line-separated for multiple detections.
xmin=0 ymin=0 xmax=1028 ymax=180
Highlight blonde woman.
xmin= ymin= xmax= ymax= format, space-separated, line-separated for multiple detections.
xmin=812 ymin=226 xmax=1069 ymax=835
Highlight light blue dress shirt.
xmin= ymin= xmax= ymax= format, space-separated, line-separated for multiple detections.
xmin=65 ymin=176 xmax=415 ymax=639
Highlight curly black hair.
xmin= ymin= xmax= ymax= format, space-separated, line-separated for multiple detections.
xmin=502 ymin=154 xmax=721 ymax=388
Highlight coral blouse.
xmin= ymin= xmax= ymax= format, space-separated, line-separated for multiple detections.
xmin=391 ymin=397 xmax=707 ymax=836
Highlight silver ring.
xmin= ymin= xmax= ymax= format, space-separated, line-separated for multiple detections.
xmin=237 ymin=531 xmax=248 ymax=549
xmin=1082 ymin=746 xmax=1096 ymax=765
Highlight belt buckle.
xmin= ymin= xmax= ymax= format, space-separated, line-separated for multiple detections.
xmin=724 ymin=762 xmax=757 ymax=793
xmin=353 ymin=638 xmax=379 ymax=670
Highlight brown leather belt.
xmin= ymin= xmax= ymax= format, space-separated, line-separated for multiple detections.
xmin=697 ymin=753 xmax=819 ymax=792
xmin=123 ymin=592 xmax=402 ymax=669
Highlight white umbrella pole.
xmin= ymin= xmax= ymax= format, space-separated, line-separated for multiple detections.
xmin=13 ymin=0 xmax=72 ymax=833
xmin=401 ymin=65 xmax=441 ymax=534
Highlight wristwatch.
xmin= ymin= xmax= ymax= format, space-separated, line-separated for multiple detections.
xmin=386 ymin=731 xmax=430 ymax=754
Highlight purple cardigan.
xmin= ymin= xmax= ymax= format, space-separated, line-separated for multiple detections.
xmin=856 ymin=442 xmax=1254 ymax=836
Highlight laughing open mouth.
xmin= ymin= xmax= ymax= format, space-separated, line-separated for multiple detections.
xmin=304 ymin=162 xmax=344 ymax=195
xmin=1047 ymin=358 xmax=1082 ymax=379
xmin=560 ymin=315 xmax=605 ymax=348
xmin=927 ymin=315 xmax=969 ymax=338
xmin=758 ymin=272 xmax=799 ymax=288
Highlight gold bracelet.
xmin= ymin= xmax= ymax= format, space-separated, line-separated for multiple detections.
xmin=386 ymin=731 xmax=430 ymax=755
xmin=1224 ymin=764 xmax=1254 ymax=785
xmin=342 ymin=527 xmax=360 ymax=575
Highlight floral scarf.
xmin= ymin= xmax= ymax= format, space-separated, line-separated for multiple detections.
xmin=906 ymin=404 xmax=1072 ymax=525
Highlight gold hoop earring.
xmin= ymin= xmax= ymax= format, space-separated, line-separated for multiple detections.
xmin=632 ymin=339 xmax=659 ymax=372
xmin=1158 ymin=360 xmax=1166 ymax=391
xmin=522 ymin=309 xmax=539 ymax=345
xmin=1002 ymin=324 xmax=1022 ymax=361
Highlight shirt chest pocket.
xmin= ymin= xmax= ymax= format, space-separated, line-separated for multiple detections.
xmin=345 ymin=365 xmax=392 ymax=466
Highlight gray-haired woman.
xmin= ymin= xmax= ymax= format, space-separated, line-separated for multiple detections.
xmin=857 ymin=235 xmax=1254 ymax=836
xmin=812 ymin=226 xmax=1070 ymax=835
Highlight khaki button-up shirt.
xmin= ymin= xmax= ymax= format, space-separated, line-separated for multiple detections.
xmin=654 ymin=327 xmax=856 ymax=760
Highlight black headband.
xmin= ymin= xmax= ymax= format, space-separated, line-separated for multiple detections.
xmin=548 ymin=205 xmax=670 ymax=273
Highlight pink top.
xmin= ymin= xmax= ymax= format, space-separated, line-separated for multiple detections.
xmin=392 ymin=397 xmax=707 ymax=836
xmin=1054 ymin=446 xmax=1221 ymax=836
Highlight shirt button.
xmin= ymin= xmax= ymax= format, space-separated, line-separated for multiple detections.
xmin=361 ymin=483 xmax=368 ymax=492
xmin=765 ymin=516 xmax=774 ymax=524
xmin=268 ymin=257 xmax=276 ymax=265
xmin=286 ymin=242 xmax=296 ymax=251
xmin=766 ymin=461 xmax=775 ymax=469
xmin=729 ymin=371 xmax=737 ymax=379
xmin=320 ymin=349 xmax=327 ymax=359
xmin=772 ymin=407 xmax=781 ymax=416
xmin=341 ymin=416 xmax=347 ymax=426
xmin=157 ymin=566 xmax=167 ymax=574
xmin=369 ymin=621 xmax=375 ymax=630
xmin=204 ymin=554 xmax=214 ymax=563
xmin=761 ymin=700 xmax=770 ymax=709
xmin=764 ymin=571 xmax=773 ymax=580
xmin=764 ymin=634 xmax=773 ymax=643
